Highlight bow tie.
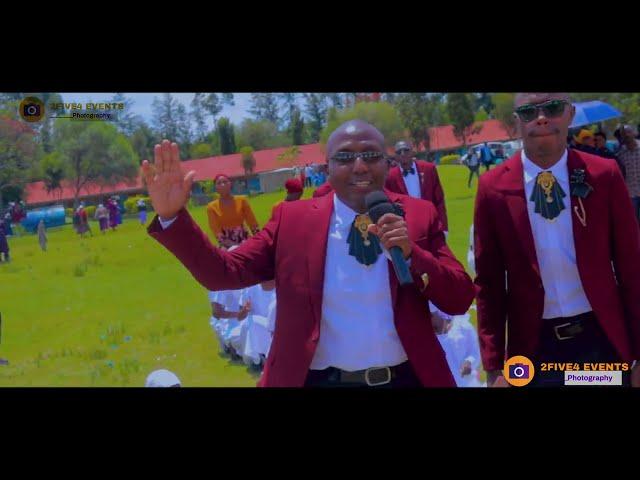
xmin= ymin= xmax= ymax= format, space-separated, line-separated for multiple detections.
xmin=402 ymin=167 xmax=415 ymax=177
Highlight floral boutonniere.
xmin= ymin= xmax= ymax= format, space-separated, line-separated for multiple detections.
xmin=569 ymin=168 xmax=592 ymax=227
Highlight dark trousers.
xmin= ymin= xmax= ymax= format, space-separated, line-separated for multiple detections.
xmin=632 ymin=196 xmax=640 ymax=224
xmin=530 ymin=312 xmax=630 ymax=387
xmin=304 ymin=361 xmax=422 ymax=388
xmin=467 ymin=165 xmax=480 ymax=187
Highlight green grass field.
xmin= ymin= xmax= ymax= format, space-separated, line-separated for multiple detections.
xmin=0 ymin=165 xmax=479 ymax=386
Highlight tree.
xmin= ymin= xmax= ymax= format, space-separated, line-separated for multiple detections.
xmin=151 ymin=93 xmax=192 ymax=157
xmin=394 ymin=93 xmax=437 ymax=152
xmin=0 ymin=117 xmax=41 ymax=209
xmin=240 ymin=146 xmax=256 ymax=175
xmin=130 ymin=121 xmax=159 ymax=162
xmin=276 ymin=146 xmax=301 ymax=168
xmin=248 ymin=93 xmax=280 ymax=125
xmin=381 ymin=93 xmax=400 ymax=104
xmin=201 ymin=93 xmax=235 ymax=125
xmin=53 ymin=120 xmax=138 ymax=207
xmin=216 ymin=117 xmax=236 ymax=154
xmin=110 ymin=93 xmax=141 ymax=136
xmin=30 ymin=92 xmax=63 ymax=153
xmin=278 ymin=93 xmax=299 ymax=125
xmin=325 ymin=93 xmax=346 ymax=109
xmin=236 ymin=119 xmax=288 ymax=151
xmin=40 ymin=151 xmax=65 ymax=199
xmin=189 ymin=143 xmax=214 ymax=159
xmin=289 ymin=107 xmax=305 ymax=145
xmin=446 ymin=93 xmax=476 ymax=147
xmin=190 ymin=93 xmax=209 ymax=142
xmin=319 ymin=101 xmax=405 ymax=146
xmin=303 ymin=93 xmax=329 ymax=142
xmin=474 ymin=93 xmax=495 ymax=116
xmin=474 ymin=106 xmax=489 ymax=122
xmin=492 ymin=93 xmax=518 ymax=139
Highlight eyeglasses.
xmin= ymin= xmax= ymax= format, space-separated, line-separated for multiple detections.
xmin=395 ymin=148 xmax=410 ymax=154
xmin=514 ymin=99 xmax=569 ymax=123
xmin=331 ymin=151 xmax=385 ymax=164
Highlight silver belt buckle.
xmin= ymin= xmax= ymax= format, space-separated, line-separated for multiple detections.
xmin=554 ymin=322 xmax=574 ymax=341
xmin=365 ymin=367 xmax=392 ymax=386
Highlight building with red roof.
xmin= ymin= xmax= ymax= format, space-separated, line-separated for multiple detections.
xmin=24 ymin=143 xmax=327 ymax=207
xmin=23 ymin=120 xmax=518 ymax=207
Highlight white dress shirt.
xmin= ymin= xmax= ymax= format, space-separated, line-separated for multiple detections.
xmin=522 ymin=149 xmax=592 ymax=319
xmin=401 ymin=161 xmax=421 ymax=199
xmin=309 ymin=194 xmax=408 ymax=371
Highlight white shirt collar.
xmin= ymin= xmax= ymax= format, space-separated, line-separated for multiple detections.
xmin=333 ymin=193 xmax=359 ymax=228
xmin=522 ymin=149 xmax=568 ymax=185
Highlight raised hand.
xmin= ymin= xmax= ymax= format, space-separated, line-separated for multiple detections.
xmin=140 ymin=140 xmax=196 ymax=220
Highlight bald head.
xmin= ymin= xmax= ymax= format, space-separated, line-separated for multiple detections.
xmin=326 ymin=120 xmax=385 ymax=160
xmin=514 ymin=92 xmax=571 ymax=108
xmin=325 ymin=119 xmax=388 ymax=214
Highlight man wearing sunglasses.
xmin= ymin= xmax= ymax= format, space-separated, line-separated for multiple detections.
xmin=474 ymin=93 xmax=640 ymax=387
xmin=143 ymin=120 xmax=474 ymax=388
xmin=384 ymin=141 xmax=449 ymax=233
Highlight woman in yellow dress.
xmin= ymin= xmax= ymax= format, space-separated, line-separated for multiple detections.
xmin=207 ymin=174 xmax=259 ymax=248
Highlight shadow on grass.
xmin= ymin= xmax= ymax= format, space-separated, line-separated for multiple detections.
xmin=216 ymin=349 xmax=262 ymax=379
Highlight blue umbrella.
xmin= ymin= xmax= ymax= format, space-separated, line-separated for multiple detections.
xmin=570 ymin=101 xmax=622 ymax=128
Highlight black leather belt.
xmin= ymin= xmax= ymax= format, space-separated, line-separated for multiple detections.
xmin=308 ymin=362 xmax=411 ymax=386
xmin=542 ymin=312 xmax=596 ymax=341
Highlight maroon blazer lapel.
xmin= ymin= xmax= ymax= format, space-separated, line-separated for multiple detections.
xmin=566 ymin=149 xmax=595 ymax=288
xmin=306 ymin=192 xmax=333 ymax=337
xmin=416 ymin=161 xmax=430 ymax=200
xmin=501 ymin=153 xmax=541 ymax=279
xmin=386 ymin=166 xmax=409 ymax=195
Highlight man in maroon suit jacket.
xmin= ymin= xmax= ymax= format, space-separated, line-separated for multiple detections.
xmin=384 ymin=141 xmax=448 ymax=232
xmin=141 ymin=120 xmax=474 ymax=387
xmin=474 ymin=93 xmax=640 ymax=387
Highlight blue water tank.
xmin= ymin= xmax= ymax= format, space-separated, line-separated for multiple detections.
xmin=21 ymin=206 xmax=66 ymax=233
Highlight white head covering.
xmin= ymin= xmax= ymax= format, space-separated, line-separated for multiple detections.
xmin=145 ymin=369 xmax=181 ymax=387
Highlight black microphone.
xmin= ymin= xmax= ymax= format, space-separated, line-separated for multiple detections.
xmin=365 ymin=191 xmax=414 ymax=286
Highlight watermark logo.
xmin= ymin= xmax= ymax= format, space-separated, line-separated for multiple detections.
xmin=19 ymin=97 xmax=45 ymax=122
xmin=565 ymin=371 xmax=623 ymax=386
xmin=504 ymin=355 xmax=535 ymax=387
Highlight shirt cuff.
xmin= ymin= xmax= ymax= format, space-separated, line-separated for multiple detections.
xmin=158 ymin=216 xmax=177 ymax=230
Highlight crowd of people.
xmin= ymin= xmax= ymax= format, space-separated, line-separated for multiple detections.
xmin=142 ymin=93 xmax=640 ymax=388
xmin=5 ymin=93 xmax=640 ymax=388
xmin=295 ymin=163 xmax=327 ymax=189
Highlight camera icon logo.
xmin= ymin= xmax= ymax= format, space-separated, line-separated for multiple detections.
xmin=19 ymin=97 xmax=45 ymax=122
xmin=504 ymin=355 xmax=535 ymax=387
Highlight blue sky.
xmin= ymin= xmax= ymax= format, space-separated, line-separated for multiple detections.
xmin=61 ymin=93 xmax=253 ymax=125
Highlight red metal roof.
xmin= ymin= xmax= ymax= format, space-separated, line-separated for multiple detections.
xmin=427 ymin=119 xmax=517 ymax=151
xmin=180 ymin=143 xmax=325 ymax=182
xmin=24 ymin=143 xmax=326 ymax=206
xmin=23 ymin=120 xmax=518 ymax=205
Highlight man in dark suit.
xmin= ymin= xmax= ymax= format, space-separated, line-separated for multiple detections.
xmin=142 ymin=120 xmax=475 ymax=387
xmin=474 ymin=93 xmax=640 ymax=387
xmin=384 ymin=141 xmax=448 ymax=233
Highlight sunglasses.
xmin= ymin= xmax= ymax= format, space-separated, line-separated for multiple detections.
xmin=514 ymin=99 xmax=569 ymax=123
xmin=331 ymin=151 xmax=385 ymax=164
xmin=396 ymin=148 xmax=410 ymax=154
